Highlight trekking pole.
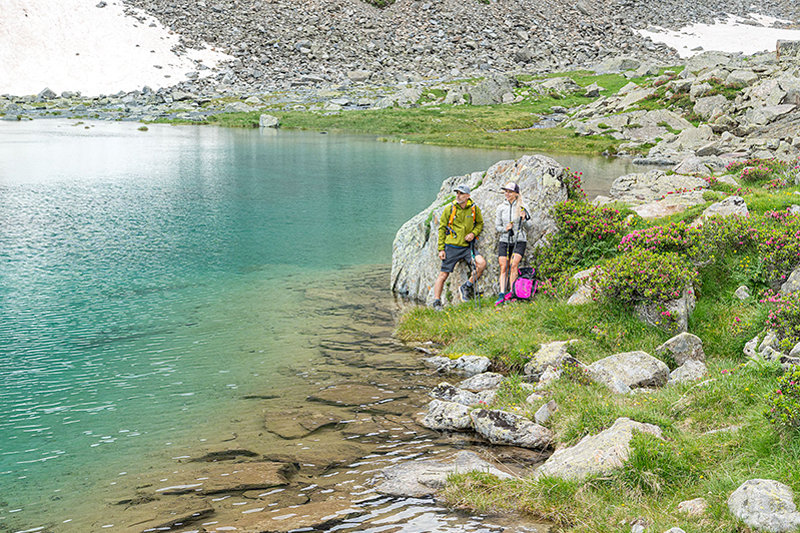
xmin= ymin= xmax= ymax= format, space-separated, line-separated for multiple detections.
xmin=506 ymin=229 xmax=514 ymax=300
xmin=469 ymin=240 xmax=479 ymax=309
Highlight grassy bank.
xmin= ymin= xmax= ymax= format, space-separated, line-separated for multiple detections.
xmin=154 ymin=68 xmax=681 ymax=155
xmin=396 ymin=159 xmax=800 ymax=532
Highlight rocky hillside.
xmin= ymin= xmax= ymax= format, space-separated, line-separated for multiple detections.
xmin=121 ymin=0 xmax=799 ymax=95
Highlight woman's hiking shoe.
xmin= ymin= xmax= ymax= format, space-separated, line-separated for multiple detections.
xmin=431 ymin=299 xmax=444 ymax=311
xmin=494 ymin=292 xmax=506 ymax=306
xmin=459 ymin=282 xmax=474 ymax=302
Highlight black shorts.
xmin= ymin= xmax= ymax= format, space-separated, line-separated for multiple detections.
xmin=497 ymin=241 xmax=527 ymax=258
xmin=441 ymin=244 xmax=473 ymax=272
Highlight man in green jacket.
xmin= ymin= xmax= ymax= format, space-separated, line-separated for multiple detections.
xmin=432 ymin=184 xmax=487 ymax=310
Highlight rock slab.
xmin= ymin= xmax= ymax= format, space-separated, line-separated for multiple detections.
xmin=728 ymin=479 xmax=800 ymax=532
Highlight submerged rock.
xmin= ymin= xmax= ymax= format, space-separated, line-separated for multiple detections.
xmin=373 ymin=450 xmax=513 ymax=497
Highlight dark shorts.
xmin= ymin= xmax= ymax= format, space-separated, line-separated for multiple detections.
xmin=497 ymin=241 xmax=527 ymax=258
xmin=441 ymin=244 xmax=473 ymax=273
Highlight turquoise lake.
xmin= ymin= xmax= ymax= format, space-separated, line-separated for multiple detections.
xmin=0 ymin=120 xmax=652 ymax=531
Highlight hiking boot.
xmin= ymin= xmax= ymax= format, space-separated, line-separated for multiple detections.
xmin=494 ymin=292 xmax=506 ymax=306
xmin=459 ymin=283 xmax=474 ymax=302
xmin=431 ymin=299 xmax=443 ymax=311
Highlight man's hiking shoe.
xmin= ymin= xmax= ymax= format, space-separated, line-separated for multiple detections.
xmin=459 ymin=283 xmax=474 ymax=302
xmin=494 ymin=292 xmax=506 ymax=306
xmin=432 ymin=299 xmax=444 ymax=311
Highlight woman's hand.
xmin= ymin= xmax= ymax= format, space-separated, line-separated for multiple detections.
xmin=439 ymin=250 xmax=446 ymax=260
xmin=505 ymin=222 xmax=513 ymax=231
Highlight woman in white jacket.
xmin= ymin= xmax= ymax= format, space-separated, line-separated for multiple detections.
xmin=494 ymin=181 xmax=532 ymax=304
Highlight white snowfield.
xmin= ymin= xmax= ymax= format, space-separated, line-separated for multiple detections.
xmin=638 ymin=14 xmax=800 ymax=58
xmin=0 ymin=0 xmax=230 ymax=96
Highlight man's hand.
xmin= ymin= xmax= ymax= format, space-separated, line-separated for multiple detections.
xmin=465 ymin=232 xmax=475 ymax=242
xmin=438 ymin=250 xmax=446 ymax=260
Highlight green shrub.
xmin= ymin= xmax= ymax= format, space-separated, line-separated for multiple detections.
xmin=763 ymin=290 xmax=800 ymax=352
xmin=765 ymin=366 xmax=800 ymax=431
xmin=563 ymin=167 xmax=586 ymax=200
xmin=618 ymin=221 xmax=700 ymax=256
xmin=594 ymin=250 xmax=698 ymax=304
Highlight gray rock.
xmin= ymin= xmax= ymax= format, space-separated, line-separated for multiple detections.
xmin=429 ymin=382 xmax=481 ymax=406
xmin=422 ymin=399 xmax=472 ymax=431
xmin=374 ymin=451 xmax=513 ymax=498
xmin=744 ymin=335 xmax=760 ymax=358
xmin=259 ymin=114 xmax=280 ymax=128
xmin=734 ymin=285 xmax=752 ymax=300
xmin=760 ymin=331 xmax=779 ymax=353
xmin=693 ymin=196 xmax=748 ymax=226
xmin=780 ymin=266 xmax=800 ymax=295
xmin=664 ymin=528 xmax=687 ymax=533
xmin=458 ymin=372 xmax=505 ymax=392
xmin=694 ymin=94 xmax=730 ymax=121
xmin=535 ymin=366 xmax=564 ymax=390
xmin=424 ymin=356 xmax=455 ymax=373
xmin=634 ymin=287 xmax=696 ymax=333
xmin=567 ymin=267 xmax=597 ymax=305
xmin=669 ymin=360 xmax=708 ymax=384
xmin=523 ymin=340 xmax=578 ymax=377
xmin=588 ymin=351 xmax=670 ymax=391
xmin=609 ymin=170 xmax=706 ymax=204
xmin=391 ymin=155 xmax=569 ymax=304
xmin=584 ymin=82 xmax=602 ymax=97
xmin=655 ymin=332 xmax=705 ymax=366
xmin=534 ymin=400 xmax=558 ymax=425
xmin=36 ymin=87 xmax=56 ymax=101
xmin=728 ymin=479 xmax=800 ymax=532
xmin=596 ymin=57 xmax=641 ymax=74
xmin=347 ymin=70 xmax=371 ymax=82
xmin=470 ymin=409 xmax=553 ymax=449
xmin=777 ymin=40 xmax=800 ymax=59
xmin=451 ymin=355 xmax=492 ymax=376
xmin=690 ymin=82 xmax=713 ymax=99
xmin=467 ymin=76 xmax=516 ymax=106
xmin=535 ymin=417 xmax=662 ymax=481
xmin=745 ymin=105 xmax=796 ymax=126
xmin=789 ymin=342 xmax=800 ymax=358
xmin=678 ymin=497 xmax=708 ymax=516
xmin=726 ymin=69 xmax=758 ymax=86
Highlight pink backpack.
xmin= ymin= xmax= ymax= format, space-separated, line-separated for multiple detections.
xmin=503 ymin=268 xmax=536 ymax=302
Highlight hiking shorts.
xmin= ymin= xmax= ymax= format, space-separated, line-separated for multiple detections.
xmin=497 ymin=241 xmax=527 ymax=258
xmin=441 ymin=244 xmax=473 ymax=272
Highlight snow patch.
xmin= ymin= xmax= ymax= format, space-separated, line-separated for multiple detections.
xmin=0 ymin=0 xmax=231 ymax=96
xmin=637 ymin=13 xmax=800 ymax=58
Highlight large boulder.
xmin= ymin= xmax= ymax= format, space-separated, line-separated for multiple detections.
xmin=588 ymin=351 xmax=670 ymax=392
xmin=467 ymin=75 xmax=516 ymax=105
xmin=654 ymin=332 xmax=705 ymax=366
xmin=391 ymin=155 xmax=570 ymax=304
xmin=609 ymin=170 xmax=707 ymax=205
xmin=470 ymin=409 xmax=553 ymax=449
xmin=523 ymin=340 xmax=578 ymax=377
xmin=422 ymin=399 xmax=473 ymax=431
xmin=728 ymin=479 xmax=800 ymax=532
xmin=634 ymin=286 xmax=696 ymax=333
xmin=534 ymin=417 xmax=662 ymax=481
xmin=374 ymin=451 xmax=513 ymax=497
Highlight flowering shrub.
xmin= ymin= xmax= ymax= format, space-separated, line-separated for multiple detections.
xmin=561 ymin=360 xmax=592 ymax=384
xmin=762 ymin=290 xmax=800 ymax=352
xmin=618 ymin=222 xmax=700 ymax=256
xmin=534 ymin=201 xmax=629 ymax=280
xmin=725 ymin=158 xmax=793 ymax=184
xmin=553 ymin=201 xmax=627 ymax=241
xmin=696 ymin=215 xmax=759 ymax=259
xmin=765 ymin=366 xmax=800 ymax=431
xmin=594 ymin=250 xmax=698 ymax=304
xmin=563 ymin=167 xmax=587 ymax=201
xmin=756 ymin=215 xmax=800 ymax=283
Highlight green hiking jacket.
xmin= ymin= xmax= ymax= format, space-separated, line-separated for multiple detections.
xmin=437 ymin=199 xmax=484 ymax=251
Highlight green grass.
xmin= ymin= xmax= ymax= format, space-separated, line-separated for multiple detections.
xmin=400 ymin=179 xmax=800 ymax=531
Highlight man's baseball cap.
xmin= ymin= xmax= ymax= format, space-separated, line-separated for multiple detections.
xmin=453 ymin=184 xmax=471 ymax=194
xmin=501 ymin=181 xmax=520 ymax=193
